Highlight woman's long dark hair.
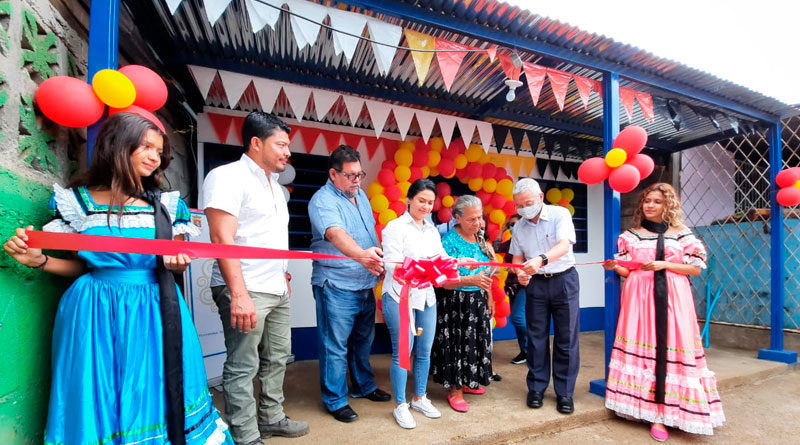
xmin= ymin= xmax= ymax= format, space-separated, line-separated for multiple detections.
xmin=69 ymin=113 xmax=170 ymax=221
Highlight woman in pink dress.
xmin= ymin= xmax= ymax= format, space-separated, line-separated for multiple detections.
xmin=603 ymin=183 xmax=725 ymax=441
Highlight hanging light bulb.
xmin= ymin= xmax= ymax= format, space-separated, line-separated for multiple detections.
xmin=504 ymin=78 xmax=523 ymax=102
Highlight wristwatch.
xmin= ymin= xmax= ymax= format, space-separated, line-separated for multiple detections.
xmin=538 ymin=253 xmax=549 ymax=266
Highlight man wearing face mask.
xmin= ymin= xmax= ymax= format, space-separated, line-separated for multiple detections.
xmin=509 ymin=178 xmax=579 ymax=415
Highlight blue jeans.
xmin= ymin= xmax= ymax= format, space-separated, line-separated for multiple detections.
xmin=382 ymin=293 xmax=437 ymax=404
xmin=313 ymin=283 xmax=378 ymax=411
xmin=510 ymin=289 xmax=528 ymax=352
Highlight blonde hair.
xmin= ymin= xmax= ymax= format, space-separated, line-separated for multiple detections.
xmin=631 ymin=183 xmax=684 ymax=228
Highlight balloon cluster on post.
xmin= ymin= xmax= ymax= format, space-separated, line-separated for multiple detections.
xmin=35 ymin=65 xmax=168 ymax=131
xmin=577 ymin=126 xmax=654 ymax=193
xmin=776 ymin=167 xmax=800 ymax=206
xmin=545 ymin=187 xmax=576 ymax=216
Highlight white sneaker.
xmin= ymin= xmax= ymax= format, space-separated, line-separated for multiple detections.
xmin=410 ymin=395 xmax=442 ymax=418
xmin=393 ymin=403 xmax=417 ymax=429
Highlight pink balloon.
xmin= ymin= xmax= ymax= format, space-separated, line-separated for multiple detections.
xmin=608 ymin=164 xmax=641 ymax=193
xmin=613 ymin=126 xmax=648 ymax=157
xmin=109 ymin=105 xmax=166 ymax=133
xmin=577 ymin=157 xmax=612 ymax=185
xmin=775 ymin=167 xmax=800 ymax=189
xmin=118 ymin=65 xmax=168 ymax=111
xmin=36 ymin=76 xmax=105 ymax=128
xmin=627 ymin=153 xmax=655 ymax=179
xmin=777 ymin=186 xmax=800 ymax=207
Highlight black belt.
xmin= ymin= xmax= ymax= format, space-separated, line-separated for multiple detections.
xmin=533 ymin=267 xmax=575 ymax=279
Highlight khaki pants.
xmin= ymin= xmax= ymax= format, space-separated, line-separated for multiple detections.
xmin=212 ymin=286 xmax=291 ymax=444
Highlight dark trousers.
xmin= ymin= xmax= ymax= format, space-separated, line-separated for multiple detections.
xmin=525 ymin=268 xmax=580 ymax=397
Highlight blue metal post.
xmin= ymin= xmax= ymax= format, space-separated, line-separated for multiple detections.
xmin=758 ymin=121 xmax=798 ymax=364
xmin=86 ymin=0 xmax=120 ymax=163
xmin=589 ymin=72 xmax=622 ymax=397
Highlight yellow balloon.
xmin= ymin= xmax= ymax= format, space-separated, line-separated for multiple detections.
xmin=454 ymin=154 xmax=468 ymax=169
xmin=427 ymin=151 xmax=441 ymax=168
xmin=496 ymin=178 xmax=514 ymax=197
xmin=429 ymin=137 xmax=444 ymax=152
xmin=399 ymin=140 xmax=416 ymax=152
xmin=398 ymin=181 xmax=411 ymax=197
xmin=394 ymin=165 xmax=411 ymax=182
xmin=370 ymin=194 xmax=389 ymax=212
xmin=466 ymin=144 xmax=484 ymax=163
xmin=567 ymin=204 xmax=575 ymax=216
xmin=561 ymin=188 xmax=575 ymax=202
xmin=374 ymin=281 xmax=383 ymax=299
xmin=395 ymin=149 xmax=413 ymax=167
xmin=479 ymin=152 xmax=491 ymax=165
xmin=545 ymin=188 xmax=562 ymax=204
xmin=490 ymin=209 xmax=506 ymax=225
xmin=379 ymin=209 xmax=398 ymax=225
xmin=92 ymin=69 xmax=136 ymax=108
xmin=605 ymin=148 xmax=628 ymax=168
xmin=442 ymin=195 xmax=454 ymax=208
xmin=428 ymin=165 xmax=439 ymax=177
xmin=468 ymin=177 xmax=483 ymax=192
xmin=420 ymin=166 xmax=430 ymax=178
xmin=458 ymin=175 xmax=469 ymax=184
xmin=483 ymin=178 xmax=498 ymax=193
xmin=366 ymin=182 xmax=384 ymax=199
xmin=794 ymin=179 xmax=800 ymax=190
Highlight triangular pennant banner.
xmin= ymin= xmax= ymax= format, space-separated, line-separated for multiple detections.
xmin=437 ymin=114 xmax=457 ymax=148
xmin=550 ymin=160 xmax=561 ymax=180
xmin=435 ymin=38 xmax=472 ymax=92
xmin=522 ymin=63 xmax=547 ymax=106
xmin=342 ymin=95 xmax=365 ymax=126
xmin=455 ymin=117 xmax=477 ymax=148
xmin=635 ymin=92 xmax=655 ymax=122
xmin=300 ymin=127 xmax=322 ymax=153
xmin=313 ymin=89 xmax=340 ymax=121
xmin=282 ymin=84 xmax=312 ymax=121
xmin=232 ymin=116 xmax=245 ymax=146
xmin=476 ymin=122 xmax=493 ymax=153
xmin=218 ymin=70 xmax=252 ymax=108
xmin=619 ymin=87 xmax=636 ymax=122
xmin=207 ymin=113 xmax=233 ymax=144
xmin=404 ymin=29 xmax=436 ymax=86
xmin=497 ymin=53 xmax=522 ymax=81
xmin=244 ymin=0 xmax=282 ymax=32
xmin=521 ymin=157 xmax=536 ymax=177
xmin=546 ymin=69 xmax=572 ymax=111
xmin=509 ymin=128 xmax=525 ymax=153
xmin=364 ymin=137 xmax=381 ymax=160
xmin=525 ymin=131 xmax=541 ymax=154
xmin=327 ymin=8 xmax=367 ymax=63
xmin=167 ymin=0 xmax=182 ymax=14
xmin=507 ymin=156 xmax=522 ymax=179
xmin=415 ymin=110 xmax=437 ymax=143
xmin=492 ymin=125 xmax=509 ymax=153
xmin=392 ymin=106 xmax=415 ymax=140
xmin=592 ymin=79 xmax=603 ymax=100
xmin=544 ymin=136 xmax=554 ymax=158
xmin=321 ymin=130 xmax=342 ymax=152
xmin=558 ymin=136 xmax=570 ymax=160
xmin=364 ymin=100 xmax=392 ymax=139
xmin=573 ymin=75 xmax=594 ymax=109
xmin=252 ymin=77 xmax=282 ymax=112
xmin=367 ymin=19 xmax=403 ymax=75
xmin=285 ymin=0 xmax=328 ymax=49
xmin=188 ymin=65 xmax=218 ymax=101
xmin=485 ymin=44 xmax=498 ymax=63
xmin=204 ymin=0 xmax=233 ymax=26
xmin=536 ymin=158 xmax=549 ymax=178
xmin=342 ymin=133 xmax=362 ymax=152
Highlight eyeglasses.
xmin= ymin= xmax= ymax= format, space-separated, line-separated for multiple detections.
xmin=337 ymin=170 xmax=367 ymax=181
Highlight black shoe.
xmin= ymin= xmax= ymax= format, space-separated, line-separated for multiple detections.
xmin=526 ymin=391 xmax=543 ymax=409
xmin=490 ymin=373 xmax=502 ymax=382
xmin=511 ymin=351 xmax=527 ymax=364
xmin=363 ymin=388 xmax=391 ymax=402
xmin=329 ymin=405 xmax=359 ymax=422
xmin=556 ymin=395 xmax=574 ymax=414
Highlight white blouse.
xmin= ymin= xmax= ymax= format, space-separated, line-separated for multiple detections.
xmin=381 ymin=211 xmax=448 ymax=310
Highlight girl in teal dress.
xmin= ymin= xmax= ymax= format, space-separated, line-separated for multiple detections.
xmin=4 ymin=113 xmax=232 ymax=444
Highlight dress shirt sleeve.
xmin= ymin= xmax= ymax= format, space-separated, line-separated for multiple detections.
xmin=508 ymin=231 xmax=523 ymax=257
xmin=202 ymin=167 xmax=243 ymax=218
xmin=309 ymin=192 xmax=345 ymax=236
xmin=554 ymin=206 xmax=577 ymax=244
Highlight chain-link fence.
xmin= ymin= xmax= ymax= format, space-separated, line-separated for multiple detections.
xmin=679 ymin=116 xmax=800 ymax=331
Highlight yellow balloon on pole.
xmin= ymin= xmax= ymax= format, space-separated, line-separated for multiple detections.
xmin=545 ymin=188 xmax=562 ymax=204
xmin=468 ymin=177 xmax=483 ymax=192
xmin=398 ymin=181 xmax=412 ymax=197
xmin=490 ymin=209 xmax=506 ymax=225
xmin=605 ymin=148 xmax=628 ymax=167
xmin=427 ymin=150 xmax=441 ymax=168
xmin=496 ymin=178 xmax=513 ymax=197
xmin=441 ymin=195 xmax=454 ymax=208
xmin=399 ymin=140 xmax=416 ymax=152
xmin=367 ymin=182 xmax=384 ymax=199
xmin=379 ymin=209 xmax=398 ymax=225
xmin=395 ymin=149 xmax=413 ymax=167
xmin=429 ymin=137 xmax=444 ymax=152
xmin=420 ymin=166 xmax=430 ymax=178
xmin=92 ymin=69 xmax=136 ymax=108
xmin=428 ymin=165 xmax=439 ymax=177
xmin=561 ymin=188 xmax=575 ymax=202
xmin=370 ymin=194 xmax=389 ymax=212
xmin=454 ymin=154 xmax=468 ymax=169
xmin=394 ymin=165 xmax=411 ymax=182
xmin=483 ymin=178 xmax=498 ymax=193
xmin=466 ymin=144 xmax=484 ymax=163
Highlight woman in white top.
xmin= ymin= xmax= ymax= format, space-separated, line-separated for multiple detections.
xmin=381 ymin=179 xmax=446 ymax=429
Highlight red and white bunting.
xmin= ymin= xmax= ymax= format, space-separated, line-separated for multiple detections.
xmin=218 ymin=70 xmax=253 ymax=108
xmin=522 ymin=63 xmax=547 ymax=106
xmin=364 ymin=100 xmax=393 ymax=139
xmin=392 ymin=106 xmax=416 ymax=140
xmin=188 ymin=65 xmax=218 ymax=101
xmin=252 ymin=77 xmax=282 ymax=113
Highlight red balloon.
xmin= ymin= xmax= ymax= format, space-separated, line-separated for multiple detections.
xmin=437 ymin=207 xmax=452 ymax=224
xmin=118 ymin=65 xmax=168 ymax=111
xmin=490 ymin=193 xmax=506 ymax=210
xmin=558 ymin=198 xmax=570 ymax=207
xmin=409 ymin=166 xmax=423 ymax=182
xmin=578 ymin=157 xmax=612 ymax=185
xmin=613 ymin=125 xmax=648 ymax=157
xmin=503 ymin=200 xmax=517 ymax=216
xmin=433 ymin=197 xmax=442 ymax=211
xmin=109 ymin=105 xmax=165 ymax=133
xmin=495 ymin=299 xmax=511 ymax=318
xmin=627 ymin=153 xmax=655 ymax=179
xmin=373 ymin=211 xmax=380 ymax=221
xmin=36 ymin=76 xmax=105 ymax=128
xmin=477 ymin=190 xmax=491 ymax=205
xmin=389 ymin=200 xmax=406 ymax=216
xmin=776 ymin=167 xmax=800 ymax=189
xmin=412 ymin=150 xmax=429 ymax=167
xmin=482 ymin=163 xmax=497 ymax=178
xmin=378 ymin=168 xmax=395 ymax=187
xmin=487 ymin=222 xmax=500 ymax=242
xmin=436 ymin=181 xmax=452 ymax=196
xmin=415 ymin=138 xmax=430 ymax=152
xmin=777 ymin=186 xmax=800 ymax=207
xmin=608 ymin=164 xmax=641 ymax=193
xmin=447 ymin=138 xmax=466 ymax=157
xmin=466 ymin=162 xmax=482 ymax=178
xmin=382 ymin=159 xmax=397 ymax=171
xmin=384 ymin=185 xmax=401 ymax=201
xmin=441 ymin=143 xmax=459 ymax=160
xmin=494 ymin=316 xmax=508 ymax=328
xmin=493 ymin=168 xmax=507 ymax=182
xmin=438 ymin=158 xmax=455 ymax=177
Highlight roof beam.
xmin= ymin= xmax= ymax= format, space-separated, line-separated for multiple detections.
xmin=344 ymin=0 xmax=778 ymax=123
xmin=673 ymin=129 xmax=741 ymax=151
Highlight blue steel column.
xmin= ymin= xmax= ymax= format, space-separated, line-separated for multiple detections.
xmin=758 ymin=121 xmax=798 ymax=364
xmin=589 ymin=72 xmax=621 ymax=397
xmin=86 ymin=0 xmax=120 ymax=163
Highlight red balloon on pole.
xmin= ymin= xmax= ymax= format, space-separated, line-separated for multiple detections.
xmin=382 ymin=159 xmax=397 ymax=171
xmin=608 ymin=164 xmax=641 ymax=193
xmin=482 ymin=163 xmax=497 ymax=179
xmin=389 ymin=200 xmax=406 ymax=216
xmin=378 ymin=169 xmax=395 ymax=187
xmin=438 ymin=158 xmax=455 ymax=177
xmin=775 ymin=167 xmax=800 ymax=189
xmin=384 ymin=185 xmax=401 ymax=201
xmin=777 ymin=186 xmax=800 ymax=207
xmin=436 ymin=181 xmax=451 ymax=196
xmin=627 ymin=153 xmax=655 ymax=179
xmin=577 ymin=157 xmax=613 ymax=185
xmin=437 ymin=207 xmax=452 ymax=224
xmin=503 ymin=200 xmax=517 ymax=216
xmin=493 ymin=168 xmax=507 ymax=182
xmin=36 ymin=76 xmax=105 ymax=128
xmin=409 ymin=166 xmax=423 ymax=182
xmin=109 ymin=105 xmax=166 ymax=133
xmin=613 ymin=125 xmax=648 ymax=157
xmin=118 ymin=65 xmax=168 ymax=111
xmin=412 ymin=150 xmax=429 ymax=168
xmin=466 ymin=162 xmax=482 ymax=178
xmin=477 ymin=190 xmax=491 ymax=206
xmin=490 ymin=193 xmax=506 ymax=210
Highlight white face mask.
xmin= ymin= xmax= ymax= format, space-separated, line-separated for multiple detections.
xmin=518 ymin=202 xmax=542 ymax=219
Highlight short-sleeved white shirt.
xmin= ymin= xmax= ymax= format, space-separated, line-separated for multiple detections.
xmin=202 ymin=154 xmax=289 ymax=294
xmin=509 ymin=204 xmax=576 ymax=273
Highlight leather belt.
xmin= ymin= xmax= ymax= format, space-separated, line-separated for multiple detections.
xmin=533 ymin=266 xmax=575 ymax=279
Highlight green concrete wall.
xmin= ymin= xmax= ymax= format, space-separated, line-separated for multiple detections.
xmin=0 ymin=169 xmax=67 ymax=444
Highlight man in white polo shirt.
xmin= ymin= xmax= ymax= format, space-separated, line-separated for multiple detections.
xmin=510 ymin=178 xmax=580 ymax=416
xmin=203 ymin=112 xmax=308 ymax=445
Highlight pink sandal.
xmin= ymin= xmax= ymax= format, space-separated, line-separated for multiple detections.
xmin=461 ymin=386 xmax=486 ymax=395
xmin=650 ymin=424 xmax=668 ymax=442
xmin=447 ymin=394 xmax=469 ymax=412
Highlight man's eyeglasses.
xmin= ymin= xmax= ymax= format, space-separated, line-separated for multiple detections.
xmin=337 ymin=170 xmax=367 ymax=181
